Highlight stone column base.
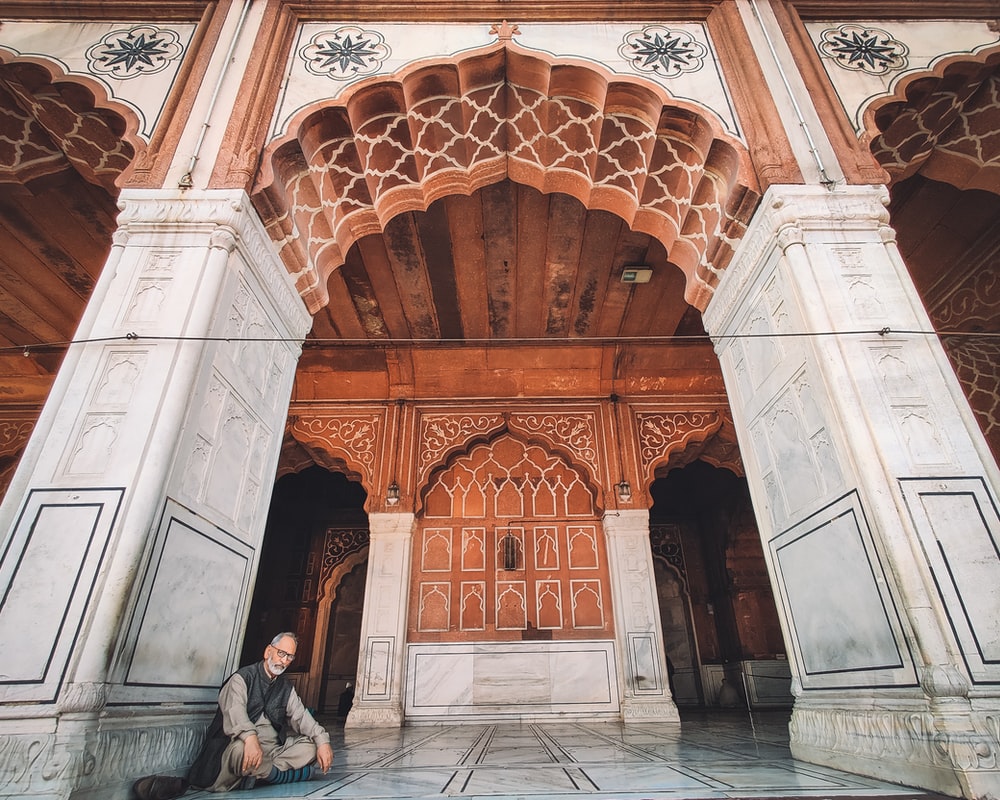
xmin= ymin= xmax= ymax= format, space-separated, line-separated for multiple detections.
xmin=622 ymin=698 xmax=681 ymax=724
xmin=346 ymin=703 xmax=405 ymax=728
xmin=790 ymin=704 xmax=1000 ymax=799
xmin=0 ymin=711 xmax=205 ymax=800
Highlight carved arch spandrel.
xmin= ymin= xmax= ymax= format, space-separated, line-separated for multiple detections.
xmin=417 ymin=412 xmax=506 ymax=490
xmin=864 ymin=47 xmax=1000 ymax=195
xmin=416 ymin=410 xmax=602 ymax=496
xmin=318 ymin=528 xmax=370 ymax=602
xmin=417 ymin=424 xmax=605 ymax=517
xmin=636 ymin=409 xmax=744 ymax=485
xmin=286 ymin=412 xmax=385 ymax=490
xmin=253 ymin=41 xmax=759 ymax=313
xmin=507 ymin=412 xmax=600 ymax=482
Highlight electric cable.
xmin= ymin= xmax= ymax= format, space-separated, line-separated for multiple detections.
xmin=5 ymin=326 xmax=1000 ymax=358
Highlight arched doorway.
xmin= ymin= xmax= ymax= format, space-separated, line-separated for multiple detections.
xmin=319 ymin=559 xmax=368 ymax=716
xmin=243 ymin=466 xmax=368 ymax=711
xmin=650 ymin=461 xmax=790 ymax=709
xmin=651 ymin=556 xmax=699 ymax=704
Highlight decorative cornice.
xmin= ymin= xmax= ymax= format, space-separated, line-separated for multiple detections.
xmin=790 ymin=1 xmax=1000 ymax=19
xmin=282 ymin=2 xmax=722 ymax=21
xmin=0 ymin=1 xmax=207 ymax=20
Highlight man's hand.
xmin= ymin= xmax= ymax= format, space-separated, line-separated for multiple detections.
xmin=241 ymin=733 xmax=263 ymax=775
xmin=315 ymin=742 xmax=334 ymax=773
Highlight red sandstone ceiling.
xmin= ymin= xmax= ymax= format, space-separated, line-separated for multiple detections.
xmin=307 ymin=180 xmax=705 ymax=344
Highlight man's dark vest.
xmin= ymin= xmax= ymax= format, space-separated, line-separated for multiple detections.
xmin=187 ymin=661 xmax=293 ymax=788
xmin=238 ymin=661 xmax=294 ymax=742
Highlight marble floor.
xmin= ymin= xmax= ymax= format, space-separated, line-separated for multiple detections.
xmin=182 ymin=709 xmax=945 ymax=800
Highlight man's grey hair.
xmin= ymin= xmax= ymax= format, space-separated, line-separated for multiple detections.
xmin=270 ymin=631 xmax=298 ymax=647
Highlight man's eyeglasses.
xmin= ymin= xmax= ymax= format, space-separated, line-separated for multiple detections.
xmin=272 ymin=648 xmax=296 ymax=662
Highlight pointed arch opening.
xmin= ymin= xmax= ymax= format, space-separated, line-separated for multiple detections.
xmin=650 ymin=460 xmax=789 ymax=709
xmin=242 ymin=466 xmax=369 ymax=711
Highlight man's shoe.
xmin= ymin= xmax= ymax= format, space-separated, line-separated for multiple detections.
xmin=237 ymin=775 xmax=257 ymax=790
xmin=132 ymin=775 xmax=188 ymax=800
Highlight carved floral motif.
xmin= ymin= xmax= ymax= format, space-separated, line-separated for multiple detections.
xmin=322 ymin=527 xmax=370 ymax=581
xmin=636 ymin=411 xmax=721 ymax=473
xmin=86 ymin=26 xmax=185 ymax=79
xmin=818 ymin=25 xmax=908 ymax=75
xmin=619 ymin=26 xmax=708 ymax=78
xmin=291 ymin=414 xmax=380 ymax=482
xmin=418 ymin=413 xmax=504 ymax=476
xmin=299 ymin=27 xmax=391 ymax=80
xmin=510 ymin=413 xmax=599 ymax=479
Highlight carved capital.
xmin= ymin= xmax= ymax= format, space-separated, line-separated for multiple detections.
xmin=775 ymin=223 xmax=804 ymax=251
xmin=209 ymin=228 xmax=238 ymax=253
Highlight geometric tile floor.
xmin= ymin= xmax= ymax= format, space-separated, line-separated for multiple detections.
xmin=182 ymin=709 xmax=949 ymax=800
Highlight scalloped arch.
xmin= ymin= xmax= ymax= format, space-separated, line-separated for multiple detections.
xmin=418 ymin=426 xmax=605 ymax=518
xmin=864 ymin=46 xmax=1000 ymax=194
xmin=0 ymin=50 xmax=145 ymax=193
xmin=253 ymin=41 xmax=759 ymax=314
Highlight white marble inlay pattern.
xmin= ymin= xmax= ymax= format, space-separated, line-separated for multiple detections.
xmin=180 ymin=711 xmax=937 ymax=800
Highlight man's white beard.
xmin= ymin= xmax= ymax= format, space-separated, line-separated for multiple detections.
xmin=267 ymin=657 xmax=287 ymax=676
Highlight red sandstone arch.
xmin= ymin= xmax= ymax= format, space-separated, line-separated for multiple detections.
xmin=253 ymin=41 xmax=759 ymax=314
xmin=418 ymin=425 xmax=604 ymax=517
xmin=864 ymin=46 xmax=1000 ymax=195
xmin=0 ymin=52 xmax=145 ymax=192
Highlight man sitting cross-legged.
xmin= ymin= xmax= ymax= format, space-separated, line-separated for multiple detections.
xmin=188 ymin=631 xmax=334 ymax=792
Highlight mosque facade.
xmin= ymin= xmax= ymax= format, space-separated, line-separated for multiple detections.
xmin=0 ymin=1 xmax=998 ymax=798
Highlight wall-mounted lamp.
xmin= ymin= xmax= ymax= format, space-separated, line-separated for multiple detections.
xmin=616 ymin=479 xmax=632 ymax=503
xmin=386 ymin=399 xmax=405 ymax=507
xmin=610 ymin=393 xmax=633 ymax=506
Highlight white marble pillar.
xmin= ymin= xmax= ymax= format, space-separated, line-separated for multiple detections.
xmin=702 ymin=184 xmax=1000 ymax=799
xmin=0 ymin=189 xmax=311 ymax=800
xmin=603 ymin=509 xmax=680 ymax=723
xmin=346 ymin=512 xmax=414 ymax=727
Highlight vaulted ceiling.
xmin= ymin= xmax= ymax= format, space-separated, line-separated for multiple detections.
xmin=307 ymin=180 xmax=705 ymax=344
